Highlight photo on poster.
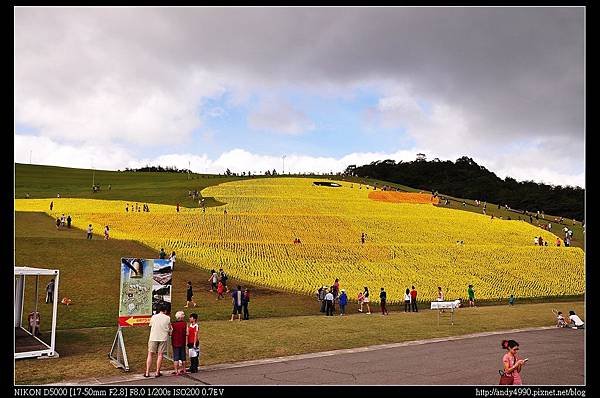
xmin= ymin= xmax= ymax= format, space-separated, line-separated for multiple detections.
xmin=152 ymin=284 xmax=172 ymax=314
xmin=119 ymin=258 xmax=153 ymax=316
xmin=153 ymin=259 xmax=173 ymax=285
xmin=152 ymin=259 xmax=173 ymax=314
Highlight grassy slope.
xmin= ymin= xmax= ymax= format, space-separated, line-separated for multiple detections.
xmin=15 ymin=163 xmax=242 ymax=208
xmin=17 ymin=164 xmax=582 ymax=249
xmin=15 ymin=212 xmax=316 ymax=331
xmin=334 ymin=175 xmax=585 ymax=250
xmin=13 ymin=165 xmax=586 ymax=384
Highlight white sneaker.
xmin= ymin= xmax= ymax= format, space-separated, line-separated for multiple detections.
xmin=358 ymin=309 xmax=362 ymax=312
xmin=366 ymin=312 xmax=371 ymax=314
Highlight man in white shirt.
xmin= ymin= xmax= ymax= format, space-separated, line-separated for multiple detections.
xmin=145 ymin=305 xmax=172 ymax=377
xmin=568 ymin=310 xmax=584 ymax=329
xmin=324 ymin=289 xmax=334 ymax=316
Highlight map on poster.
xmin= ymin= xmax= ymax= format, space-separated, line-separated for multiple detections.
xmin=118 ymin=258 xmax=173 ymax=327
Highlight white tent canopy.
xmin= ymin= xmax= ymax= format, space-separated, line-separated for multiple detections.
xmin=14 ymin=266 xmax=60 ymax=359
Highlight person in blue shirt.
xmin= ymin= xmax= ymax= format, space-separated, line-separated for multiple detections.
xmin=338 ymin=289 xmax=348 ymax=316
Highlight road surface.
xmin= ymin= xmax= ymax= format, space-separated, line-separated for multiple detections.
xmin=96 ymin=327 xmax=584 ymax=385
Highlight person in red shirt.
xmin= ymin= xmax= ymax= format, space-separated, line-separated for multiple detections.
xmin=410 ymin=286 xmax=418 ymax=312
xmin=217 ymin=280 xmax=224 ymax=300
xmin=171 ymin=311 xmax=188 ymax=375
xmin=187 ymin=313 xmax=199 ymax=373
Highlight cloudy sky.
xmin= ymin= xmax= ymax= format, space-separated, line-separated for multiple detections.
xmin=14 ymin=7 xmax=585 ymax=187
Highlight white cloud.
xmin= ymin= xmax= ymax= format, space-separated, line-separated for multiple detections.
xmin=14 ymin=8 xmax=583 ymax=187
xmin=14 ymin=134 xmax=132 ymax=171
xmin=15 ymin=134 xmax=584 ymax=188
xmin=248 ymin=100 xmax=315 ymax=135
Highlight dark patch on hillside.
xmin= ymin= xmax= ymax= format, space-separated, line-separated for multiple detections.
xmin=347 ymin=157 xmax=584 ymax=221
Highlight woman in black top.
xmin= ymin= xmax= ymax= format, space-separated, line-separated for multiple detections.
xmin=185 ymin=281 xmax=196 ymax=308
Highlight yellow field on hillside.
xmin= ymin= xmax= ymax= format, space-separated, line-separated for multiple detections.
xmin=15 ymin=178 xmax=585 ymax=302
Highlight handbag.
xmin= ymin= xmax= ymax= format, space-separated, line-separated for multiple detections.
xmin=499 ymin=355 xmax=516 ymax=385
xmin=189 ymin=347 xmax=199 ymax=358
xmin=499 ymin=370 xmax=514 ymax=385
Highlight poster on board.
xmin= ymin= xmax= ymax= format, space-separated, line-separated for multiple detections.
xmin=118 ymin=257 xmax=173 ymax=327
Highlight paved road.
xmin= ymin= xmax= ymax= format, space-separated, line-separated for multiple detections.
xmin=106 ymin=327 xmax=584 ymax=385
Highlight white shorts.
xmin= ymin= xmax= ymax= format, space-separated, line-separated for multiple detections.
xmin=363 ymin=297 xmax=370 ymax=303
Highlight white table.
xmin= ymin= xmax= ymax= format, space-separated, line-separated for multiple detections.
xmin=430 ymin=300 xmax=461 ymax=326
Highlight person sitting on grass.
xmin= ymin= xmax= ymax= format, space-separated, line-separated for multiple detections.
xmin=568 ymin=310 xmax=584 ymax=329
xmin=508 ymin=295 xmax=515 ymax=306
xmin=556 ymin=311 xmax=567 ymax=328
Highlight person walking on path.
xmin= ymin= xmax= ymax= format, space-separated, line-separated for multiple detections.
xmin=362 ymin=287 xmax=371 ymax=314
xmin=66 ymin=215 xmax=72 ymax=228
xmin=185 ymin=281 xmax=197 ymax=308
xmin=145 ymin=305 xmax=172 ymax=378
xmin=380 ymin=287 xmax=389 ymax=315
xmin=159 ymin=248 xmax=167 ymax=259
xmin=104 ymin=225 xmax=110 ymax=240
xmin=501 ymin=339 xmax=526 ymax=385
xmin=231 ymin=286 xmax=243 ymax=321
xmin=86 ymin=224 xmax=93 ymax=239
xmin=176 ymin=203 xmax=180 ymax=213
xmin=410 ymin=286 xmax=418 ymax=312
xmin=324 ymin=289 xmax=334 ymax=316
xmin=208 ymin=269 xmax=218 ymax=292
xmin=169 ymin=251 xmax=176 ymax=268
xmin=242 ymin=288 xmax=250 ymax=320
xmin=56 ymin=217 xmax=61 ymax=230
xmin=187 ymin=313 xmax=200 ymax=373
xmin=216 ymin=280 xmax=225 ymax=300
xmin=404 ymin=288 xmax=411 ymax=312
xmin=45 ymin=279 xmax=55 ymax=304
xmin=171 ymin=311 xmax=188 ymax=375
xmin=50 ymin=201 xmax=53 ymax=211
xmin=339 ymin=289 xmax=348 ymax=316
xmin=219 ymin=268 xmax=229 ymax=293
xmin=468 ymin=284 xmax=475 ymax=307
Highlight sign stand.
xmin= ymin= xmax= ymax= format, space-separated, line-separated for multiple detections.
xmin=109 ymin=326 xmax=130 ymax=371
xmin=109 ymin=257 xmax=174 ymax=372
xmin=437 ymin=308 xmax=455 ymax=327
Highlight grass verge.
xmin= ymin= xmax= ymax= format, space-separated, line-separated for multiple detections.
xmin=15 ymin=300 xmax=584 ymax=385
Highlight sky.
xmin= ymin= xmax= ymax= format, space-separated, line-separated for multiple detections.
xmin=14 ymin=7 xmax=585 ymax=187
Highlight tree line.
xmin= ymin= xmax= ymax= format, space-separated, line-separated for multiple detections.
xmin=345 ymin=156 xmax=584 ymax=221
xmin=123 ymin=165 xmax=192 ymax=173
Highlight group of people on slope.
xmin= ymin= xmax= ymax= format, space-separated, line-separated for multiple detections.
xmin=55 ymin=213 xmax=72 ymax=229
xmin=318 ymin=283 xmax=423 ymax=315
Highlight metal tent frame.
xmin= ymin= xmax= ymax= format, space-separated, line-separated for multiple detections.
xmin=14 ymin=266 xmax=60 ymax=359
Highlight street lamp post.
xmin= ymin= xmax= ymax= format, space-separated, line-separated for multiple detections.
xmin=282 ymin=155 xmax=286 ymax=175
